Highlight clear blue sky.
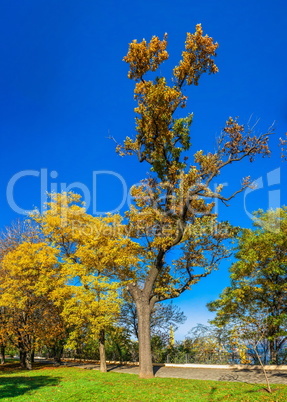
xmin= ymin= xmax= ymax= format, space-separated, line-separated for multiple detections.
xmin=1 ymin=0 xmax=286 ymax=339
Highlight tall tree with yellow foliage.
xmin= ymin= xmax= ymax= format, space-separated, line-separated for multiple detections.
xmin=117 ymin=24 xmax=273 ymax=378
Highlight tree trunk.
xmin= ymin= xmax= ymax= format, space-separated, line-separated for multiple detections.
xmin=254 ymin=342 xmax=272 ymax=393
xmin=19 ymin=349 xmax=32 ymax=370
xmin=269 ymin=339 xmax=278 ymax=364
xmin=19 ymin=345 xmax=33 ymax=370
xmin=137 ymin=301 xmax=154 ymax=378
xmin=19 ymin=349 xmax=27 ymax=368
xmin=99 ymin=329 xmax=107 ymax=372
xmin=0 ymin=344 xmax=5 ymax=365
xmin=54 ymin=345 xmax=64 ymax=363
xmin=25 ymin=350 xmax=33 ymax=370
xmin=115 ymin=341 xmax=123 ymax=363
xmin=31 ymin=349 xmax=35 ymax=363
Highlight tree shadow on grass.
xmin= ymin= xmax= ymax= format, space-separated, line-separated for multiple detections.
xmin=0 ymin=375 xmax=61 ymax=399
xmin=0 ymin=361 xmax=64 ymax=374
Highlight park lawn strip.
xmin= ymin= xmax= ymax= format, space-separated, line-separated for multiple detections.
xmin=0 ymin=366 xmax=287 ymax=402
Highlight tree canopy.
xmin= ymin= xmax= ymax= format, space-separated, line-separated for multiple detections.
xmin=208 ymin=208 xmax=287 ymax=364
xmin=116 ymin=24 xmax=273 ymax=378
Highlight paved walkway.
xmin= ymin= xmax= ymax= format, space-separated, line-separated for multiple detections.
xmin=65 ymin=362 xmax=287 ymax=385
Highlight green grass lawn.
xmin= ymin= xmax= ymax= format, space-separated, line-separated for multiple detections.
xmin=1 ymin=363 xmax=287 ymax=401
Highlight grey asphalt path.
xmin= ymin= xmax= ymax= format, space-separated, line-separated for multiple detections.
xmin=66 ymin=362 xmax=287 ymax=385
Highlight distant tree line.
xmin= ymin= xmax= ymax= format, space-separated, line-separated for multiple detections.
xmin=1 ymin=208 xmax=287 ymax=369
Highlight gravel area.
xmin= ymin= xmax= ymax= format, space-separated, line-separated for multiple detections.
xmin=67 ymin=363 xmax=287 ymax=385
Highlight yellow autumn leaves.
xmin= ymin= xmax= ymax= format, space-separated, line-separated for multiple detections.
xmin=118 ymin=25 xmax=219 ymax=183
xmin=0 ymin=241 xmax=66 ymax=360
xmin=0 ymin=192 xmax=144 ymax=367
xmin=173 ymin=24 xmax=219 ymax=86
xmin=123 ymin=24 xmax=218 ymax=85
xmin=123 ymin=34 xmax=168 ymax=80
